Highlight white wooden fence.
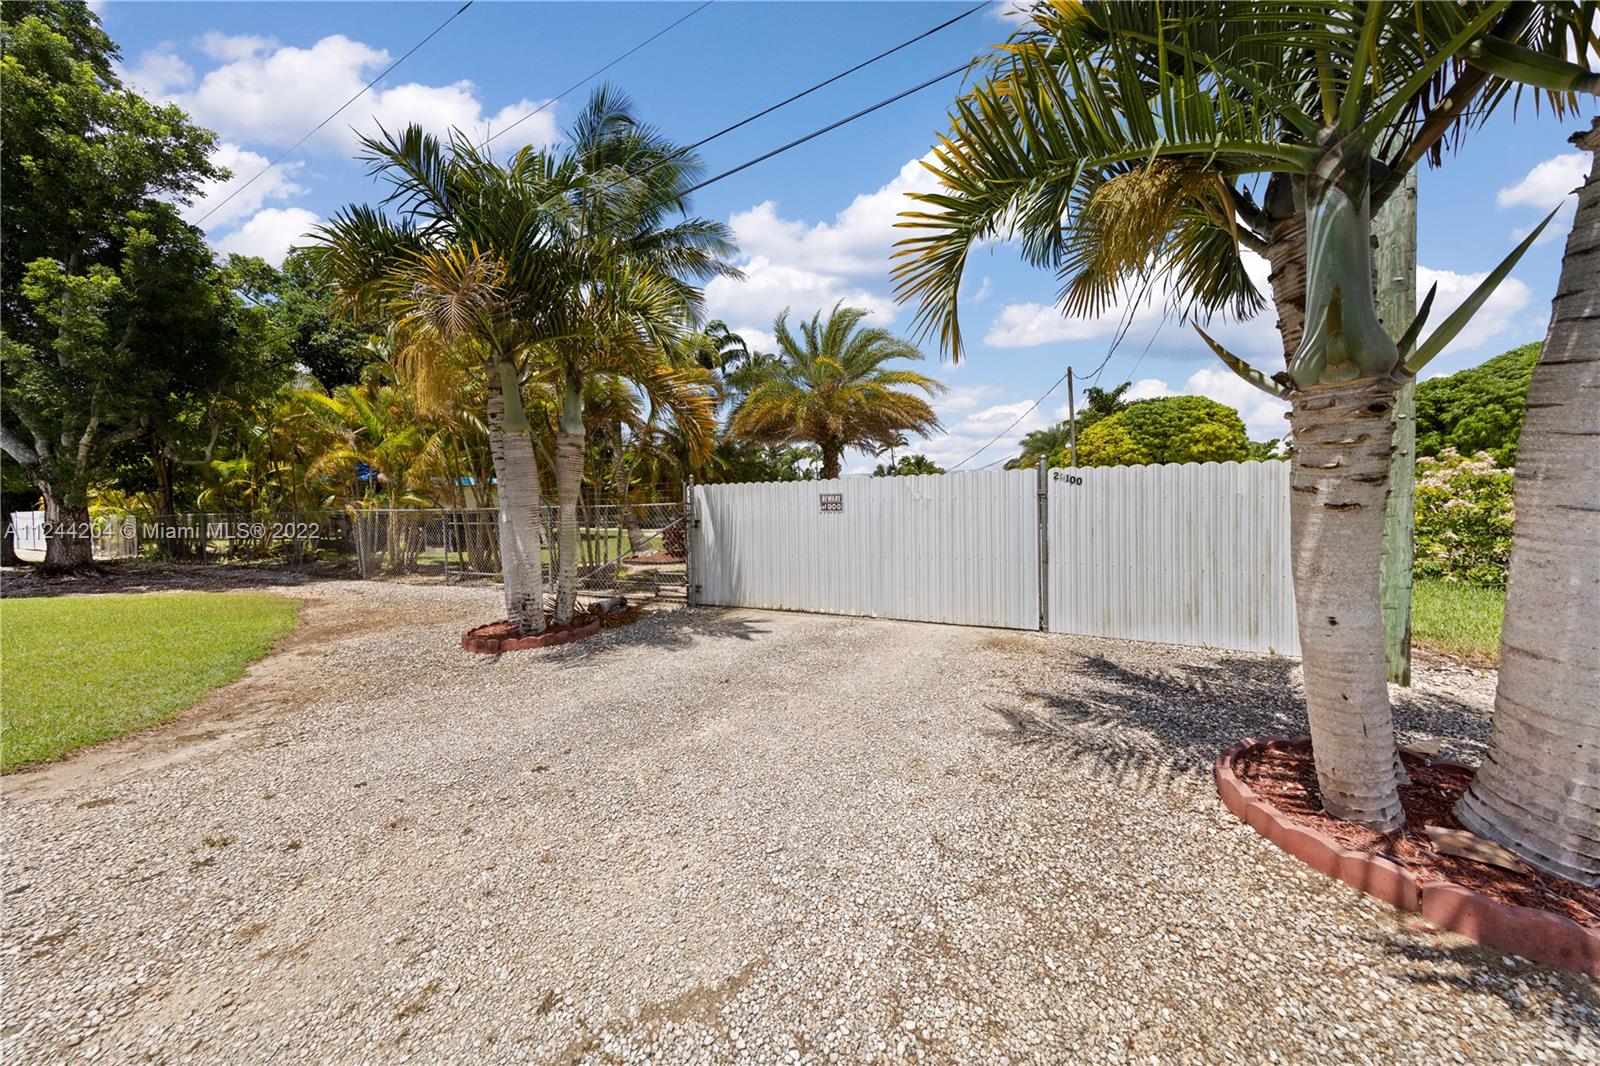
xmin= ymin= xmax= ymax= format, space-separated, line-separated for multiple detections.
xmin=690 ymin=461 xmax=1299 ymax=655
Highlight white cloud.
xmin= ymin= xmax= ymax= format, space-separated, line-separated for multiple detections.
xmin=213 ymin=207 xmax=320 ymax=265
xmin=711 ymin=154 xmax=945 ymax=334
xmin=983 ymin=251 xmax=1280 ymax=360
xmin=119 ymin=46 xmax=194 ymax=98
xmin=734 ymin=327 xmax=777 ymax=355
xmin=1416 ymin=265 xmax=1531 ymax=357
xmin=903 ymin=388 xmax=1061 ymax=471
xmin=990 ymin=1 xmax=1035 ymax=25
xmin=972 ymin=276 xmax=993 ymax=303
xmin=1499 ymin=152 xmax=1587 ymax=245
xmin=139 ymin=34 xmax=559 ymax=154
xmin=179 ymin=142 xmax=304 ymax=229
xmin=1498 ymin=153 xmax=1588 ymax=210
xmin=704 ymin=256 xmax=895 ymax=333
xmin=197 ymin=31 xmax=278 ymax=62
xmin=728 ymin=153 xmax=940 ymax=278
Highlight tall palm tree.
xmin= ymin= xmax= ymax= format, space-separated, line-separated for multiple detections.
xmin=730 ymin=303 xmax=945 ymax=479
xmin=1456 ymin=119 xmax=1599 ymax=885
xmin=537 ymin=89 xmax=739 ymax=625
xmin=892 ymin=1 xmax=1591 ymax=829
xmin=314 ymin=127 xmax=585 ymax=634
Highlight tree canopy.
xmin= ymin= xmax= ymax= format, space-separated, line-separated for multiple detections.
xmin=1067 ymin=396 xmax=1250 ymax=467
xmin=1 ymin=1 xmax=232 ymax=563
xmin=1415 ymin=342 xmax=1538 ymax=466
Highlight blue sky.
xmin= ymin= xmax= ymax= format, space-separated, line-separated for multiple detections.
xmin=102 ymin=1 xmax=1597 ymax=471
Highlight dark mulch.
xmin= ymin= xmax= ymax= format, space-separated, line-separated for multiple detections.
xmin=1236 ymin=744 xmax=1600 ymax=929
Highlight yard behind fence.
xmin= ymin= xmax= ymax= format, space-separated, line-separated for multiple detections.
xmin=8 ymin=501 xmax=689 ymax=601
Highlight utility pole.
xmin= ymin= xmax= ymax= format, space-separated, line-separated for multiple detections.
xmin=1066 ymin=366 xmax=1078 ymax=467
xmin=1375 ymin=170 xmax=1417 ymax=686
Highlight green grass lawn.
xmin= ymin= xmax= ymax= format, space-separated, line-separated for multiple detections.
xmin=1411 ymin=577 xmax=1504 ymax=664
xmin=1 ymin=592 xmax=300 ymax=772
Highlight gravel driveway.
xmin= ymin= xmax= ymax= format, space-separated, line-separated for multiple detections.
xmin=2 ymin=579 xmax=1595 ymax=1064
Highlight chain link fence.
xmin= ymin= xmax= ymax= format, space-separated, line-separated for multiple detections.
xmin=348 ymin=502 xmax=687 ymax=599
xmin=18 ymin=501 xmax=690 ymax=601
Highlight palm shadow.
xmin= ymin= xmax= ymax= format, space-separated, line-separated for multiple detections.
xmin=549 ymin=606 xmax=770 ymax=667
xmin=1378 ymin=938 xmax=1598 ymax=1032
xmin=992 ymin=650 xmax=1494 ymax=787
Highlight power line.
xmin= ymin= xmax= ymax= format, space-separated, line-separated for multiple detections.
xmin=195 ymin=1 xmax=476 ymax=226
xmin=479 ymin=0 xmax=715 ymax=149
xmin=947 ymin=371 xmax=1069 ymax=472
xmin=584 ymin=2 xmax=985 ymax=201
xmin=666 ymin=60 xmax=972 ymax=207
xmin=949 ymin=277 xmax=1155 ymax=472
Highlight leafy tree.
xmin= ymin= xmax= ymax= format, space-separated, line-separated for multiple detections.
xmin=892 ymin=0 xmax=1590 ymax=831
xmin=1415 ymin=342 xmax=1538 ymax=465
xmin=873 ymin=453 xmax=945 ymax=477
xmin=271 ymin=249 xmax=380 ymax=389
xmin=1008 ymin=382 xmax=1130 ymax=468
xmin=1 ymin=2 xmax=223 ymax=570
xmin=1067 ymin=396 xmax=1249 ymax=467
xmin=731 ymin=304 xmax=944 ymax=479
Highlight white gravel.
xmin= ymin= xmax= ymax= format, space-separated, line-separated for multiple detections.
xmin=2 ymin=577 xmax=1595 ymax=1064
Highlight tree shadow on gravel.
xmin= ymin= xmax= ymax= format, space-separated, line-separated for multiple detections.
xmin=991 ymin=652 xmax=1495 ymax=787
xmin=1377 ymin=938 xmax=1598 ymax=1033
xmin=549 ymin=607 xmax=771 ymax=667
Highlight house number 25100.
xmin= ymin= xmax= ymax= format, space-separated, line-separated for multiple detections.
xmin=1051 ymin=471 xmax=1084 ymax=486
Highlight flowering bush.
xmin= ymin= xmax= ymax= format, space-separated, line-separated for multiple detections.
xmin=1414 ymin=448 xmax=1514 ymax=587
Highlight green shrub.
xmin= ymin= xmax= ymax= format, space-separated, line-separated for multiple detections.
xmin=1064 ymin=395 xmax=1250 ymax=467
xmin=1414 ymin=448 xmax=1514 ymax=587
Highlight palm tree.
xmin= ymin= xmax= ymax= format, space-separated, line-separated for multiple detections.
xmin=536 ymin=89 xmax=738 ymax=625
xmin=1007 ymin=424 xmax=1070 ymax=471
xmin=892 ymin=2 xmax=1590 ymax=830
xmin=303 ymin=382 xmax=448 ymax=571
xmin=1455 ymin=119 xmax=1599 ymax=886
xmin=314 ymin=128 xmax=582 ymax=634
xmin=873 ymin=453 xmax=945 ymax=477
xmin=731 ymin=303 xmax=945 ymax=480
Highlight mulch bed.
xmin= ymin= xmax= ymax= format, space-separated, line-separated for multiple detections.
xmin=621 ymin=551 xmax=683 ymax=566
xmin=1235 ymin=743 xmax=1600 ymax=929
xmin=461 ymin=615 xmax=600 ymax=653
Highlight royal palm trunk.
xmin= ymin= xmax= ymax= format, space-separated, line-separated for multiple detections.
xmin=553 ymin=375 xmax=585 ymax=626
xmin=1455 ymin=121 xmax=1600 ymax=885
xmin=1281 ymin=166 xmax=1406 ymax=831
xmin=485 ymin=357 xmax=546 ymax=634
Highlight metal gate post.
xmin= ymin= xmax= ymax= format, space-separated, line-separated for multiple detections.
xmin=1036 ymin=458 xmax=1049 ymax=632
xmin=683 ymin=476 xmax=696 ymax=606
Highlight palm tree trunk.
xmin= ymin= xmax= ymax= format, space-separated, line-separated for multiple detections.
xmin=1263 ymin=212 xmax=1307 ymax=357
xmin=614 ymin=429 xmax=651 ymax=556
xmin=553 ymin=374 xmax=585 ymax=626
xmin=1455 ymin=120 xmax=1600 ymax=886
xmin=1282 ymin=170 xmax=1405 ymax=831
xmin=486 ymin=357 xmax=545 ymax=634
xmin=1288 ymin=380 xmax=1406 ymax=830
xmin=820 ymin=442 xmax=843 ymax=480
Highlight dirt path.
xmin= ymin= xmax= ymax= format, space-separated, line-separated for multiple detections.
xmin=2 ymin=580 xmax=1593 ymax=1064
